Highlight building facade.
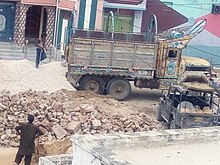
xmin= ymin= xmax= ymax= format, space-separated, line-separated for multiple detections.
xmin=0 ymin=0 xmax=76 ymax=49
xmin=0 ymin=0 xmax=17 ymax=42
xmin=77 ymin=0 xmax=188 ymax=34
xmin=161 ymin=0 xmax=220 ymax=18
xmin=142 ymin=0 xmax=188 ymax=33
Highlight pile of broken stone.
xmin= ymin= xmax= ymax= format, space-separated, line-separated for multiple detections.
xmin=0 ymin=89 xmax=161 ymax=147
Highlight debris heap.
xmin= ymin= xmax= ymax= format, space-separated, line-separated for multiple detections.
xmin=0 ymin=89 xmax=161 ymax=147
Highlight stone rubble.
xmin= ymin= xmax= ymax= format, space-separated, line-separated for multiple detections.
xmin=0 ymin=89 xmax=162 ymax=147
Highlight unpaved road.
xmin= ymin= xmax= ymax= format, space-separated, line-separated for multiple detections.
xmin=123 ymin=84 xmax=162 ymax=119
xmin=0 ymin=147 xmax=19 ymax=165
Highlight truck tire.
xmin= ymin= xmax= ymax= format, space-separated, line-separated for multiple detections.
xmin=107 ymin=78 xmax=131 ymax=101
xmin=79 ymin=76 xmax=105 ymax=94
xmin=156 ymin=105 xmax=163 ymax=122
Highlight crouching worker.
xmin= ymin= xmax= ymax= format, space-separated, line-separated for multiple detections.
xmin=14 ymin=114 xmax=43 ymax=165
xmin=36 ymin=39 xmax=47 ymax=68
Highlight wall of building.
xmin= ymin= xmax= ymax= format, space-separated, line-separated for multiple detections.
xmin=141 ymin=0 xmax=188 ymax=32
xmin=0 ymin=1 xmax=16 ymax=42
xmin=161 ymin=0 xmax=220 ymax=18
xmin=13 ymin=3 xmax=55 ymax=47
xmin=77 ymin=0 xmax=104 ymax=30
xmin=103 ymin=0 xmax=146 ymax=33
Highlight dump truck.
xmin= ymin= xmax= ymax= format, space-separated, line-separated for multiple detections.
xmin=157 ymin=82 xmax=220 ymax=129
xmin=66 ymin=20 xmax=207 ymax=100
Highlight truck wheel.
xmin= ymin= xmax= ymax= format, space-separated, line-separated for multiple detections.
xmin=107 ymin=78 xmax=131 ymax=101
xmin=156 ymin=105 xmax=163 ymax=122
xmin=79 ymin=76 xmax=105 ymax=94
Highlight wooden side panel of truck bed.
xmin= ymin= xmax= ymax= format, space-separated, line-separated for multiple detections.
xmin=68 ymin=38 xmax=158 ymax=70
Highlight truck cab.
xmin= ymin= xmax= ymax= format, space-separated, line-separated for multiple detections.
xmin=157 ymin=83 xmax=220 ymax=129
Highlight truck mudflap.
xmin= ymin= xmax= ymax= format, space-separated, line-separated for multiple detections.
xmin=66 ymin=72 xmax=82 ymax=88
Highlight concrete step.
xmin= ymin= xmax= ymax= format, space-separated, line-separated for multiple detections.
xmin=0 ymin=42 xmax=62 ymax=63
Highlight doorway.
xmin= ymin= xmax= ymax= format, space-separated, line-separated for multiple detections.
xmin=25 ymin=6 xmax=47 ymax=43
xmin=25 ymin=6 xmax=41 ymax=39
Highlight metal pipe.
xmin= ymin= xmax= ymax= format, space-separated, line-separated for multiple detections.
xmin=55 ymin=7 xmax=60 ymax=50
xmin=25 ymin=40 xmax=28 ymax=59
xmin=53 ymin=0 xmax=59 ymax=47
xmin=49 ymin=44 xmax=52 ymax=62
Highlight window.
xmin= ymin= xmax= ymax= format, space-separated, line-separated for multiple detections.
xmin=168 ymin=50 xmax=177 ymax=58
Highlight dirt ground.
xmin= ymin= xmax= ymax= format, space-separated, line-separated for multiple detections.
xmin=124 ymin=85 xmax=162 ymax=119
xmin=0 ymin=86 xmax=161 ymax=165
xmin=0 ymin=147 xmax=18 ymax=165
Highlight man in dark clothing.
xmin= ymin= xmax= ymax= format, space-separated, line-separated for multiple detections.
xmin=15 ymin=114 xmax=43 ymax=165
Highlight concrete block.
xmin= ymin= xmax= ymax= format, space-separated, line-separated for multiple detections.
xmin=92 ymin=119 xmax=101 ymax=130
xmin=52 ymin=124 xmax=67 ymax=139
xmin=67 ymin=121 xmax=81 ymax=134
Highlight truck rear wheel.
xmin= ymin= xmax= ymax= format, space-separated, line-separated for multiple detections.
xmin=79 ymin=76 xmax=105 ymax=94
xmin=107 ymin=78 xmax=131 ymax=101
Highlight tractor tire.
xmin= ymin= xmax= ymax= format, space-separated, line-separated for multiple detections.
xmin=107 ymin=78 xmax=131 ymax=101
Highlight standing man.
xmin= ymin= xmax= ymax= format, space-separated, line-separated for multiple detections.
xmin=14 ymin=114 xmax=43 ymax=165
xmin=35 ymin=33 xmax=47 ymax=68
xmin=36 ymin=38 xmax=47 ymax=68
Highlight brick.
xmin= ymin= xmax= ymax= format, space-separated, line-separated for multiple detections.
xmin=78 ymin=114 xmax=86 ymax=123
xmin=92 ymin=119 xmax=101 ymax=130
xmin=80 ymin=104 xmax=95 ymax=113
xmin=5 ymin=129 xmax=12 ymax=135
xmin=10 ymin=141 xmax=19 ymax=147
xmin=0 ymin=103 xmax=6 ymax=110
xmin=39 ymin=119 xmax=52 ymax=130
xmin=66 ymin=121 xmax=81 ymax=134
xmin=52 ymin=101 xmax=63 ymax=111
xmin=52 ymin=124 xmax=67 ymax=139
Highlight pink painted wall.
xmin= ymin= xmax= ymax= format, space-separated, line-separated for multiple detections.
xmin=95 ymin=0 xmax=104 ymax=30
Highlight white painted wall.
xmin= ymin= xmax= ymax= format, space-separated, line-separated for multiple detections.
xmin=72 ymin=146 xmax=102 ymax=165
xmin=84 ymin=0 xmax=92 ymax=29
xmin=60 ymin=19 xmax=68 ymax=50
xmin=133 ymin=10 xmax=143 ymax=33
